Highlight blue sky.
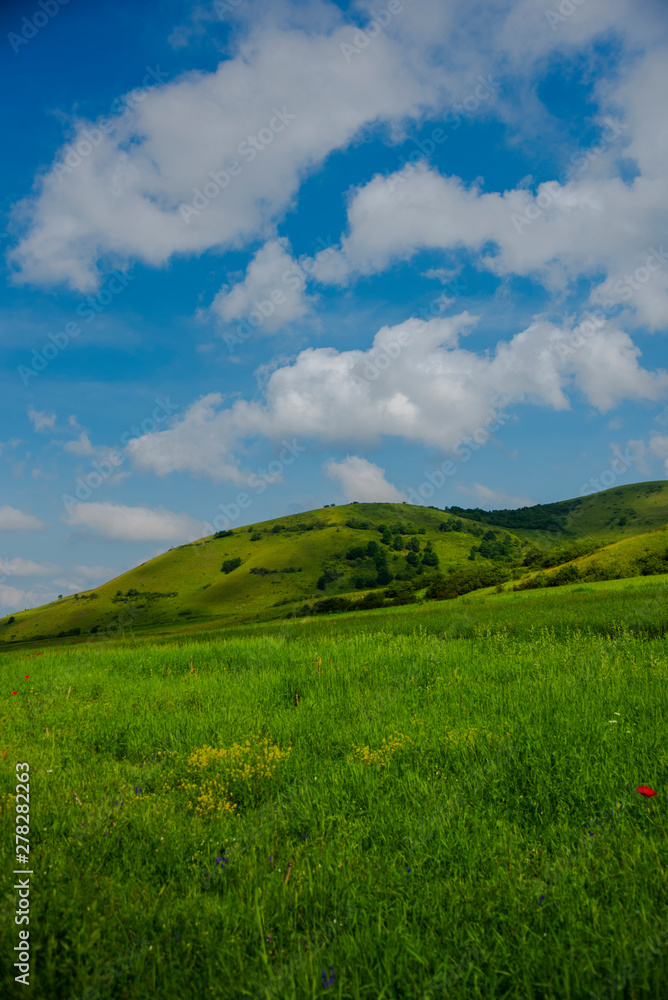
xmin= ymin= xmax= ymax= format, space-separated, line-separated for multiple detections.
xmin=2 ymin=0 xmax=668 ymax=611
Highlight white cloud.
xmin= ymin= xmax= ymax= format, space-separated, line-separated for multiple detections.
xmin=210 ymin=238 xmax=312 ymax=333
xmin=0 ymin=584 xmax=28 ymax=610
xmin=63 ymin=432 xmax=95 ymax=456
xmin=0 ymin=506 xmax=44 ymax=530
xmin=63 ymin=502 xmax=205 ymax=542
xmin=9 ymin=15 xmax=427 ymax=292
xmin=0 ymin=558 xmax=60 ymax=577
xmin=456 ymin=482 xmax=535 ymax=509
xmin=124 ymin=311 xmax=668 ymax=482
xmin=649 ymin=433 xmax=668 ymax=474
xmin=316 ymin=158 xmax=668 ymax=329
xmin=28 ymin=406 xmax=56 ymax=432
xmin=324 ymin=456 xmax=405 ymax=502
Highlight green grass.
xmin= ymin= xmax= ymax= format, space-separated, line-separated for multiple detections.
xmin=1 ymin=582 xmax=668 ymax=999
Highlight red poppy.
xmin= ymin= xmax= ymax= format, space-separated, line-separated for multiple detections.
xmin=637 ymin=786 xmax=657 ymax=797
xmin=24 ymin=675 xmax=29 ymax=679
xmin=12 ymin=691 xmax=17 ymax=695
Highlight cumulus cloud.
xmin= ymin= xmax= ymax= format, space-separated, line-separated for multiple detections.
xmin=28 ymin=406 xmax=56 ymax=432
xmin=210 ymin=238 xmax=312 ymax=333
xmin=63 ymin=502 xmax=205 ymax=542
xmin=8 ymin=14 xmax=427 ymax=292
xmin=317 ymin=155 xmax=668 ymax=329
xmin=456 ymin=482 xmax=535 ymax=509
xmin=0 ymin=584 xmax=28 ymax=610
xmin=649 ymin=433 xmax=668 ymax=474
xmin=0 ymin=558 xmax=60 ymax=577
xmin=63 ymin=432 xmax=95 ymax=456
xmin=324 ymin=456 xmax=405 ymax=502
xmin=0 ymin=506 xmax=44 ymax=530
xmin=123 ymin=311 xmax=668 ymax=482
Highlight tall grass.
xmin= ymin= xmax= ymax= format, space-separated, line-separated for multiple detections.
xmin=1 ymin=606 xmax=667 ymax=998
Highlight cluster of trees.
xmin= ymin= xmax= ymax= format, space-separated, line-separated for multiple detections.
xmin=514 ymin=563 xmax=582 ymax=590
xmin=468 ymin=530 xmax=518 ymax=562
xmin=222 ymin=557 xmax=242 ymax=574
xmin=513 ymin=547 xmax=668 ymax=590
xmin=443 ymin=500 xmax=582 ymax=531
xmin=633 ymin=548 xmax=668 ymax=576
xmin=267 ymin=520 xmax=329 ymax=534
xmin=521 ymin=539 xmax=601 ymax=569
xmin=425 ymin=564 xmax=511 ymax=600
xmin=111 ymin=588 xmax=177 ymax=603
xmin=250 ymin=566 xmax=302 ymax=576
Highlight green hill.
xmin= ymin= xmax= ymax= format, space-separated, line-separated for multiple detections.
xmin=1 ymin=480 xmax=667 ymax=648
xmin=445 ymin=480 xmax=668 ymax=541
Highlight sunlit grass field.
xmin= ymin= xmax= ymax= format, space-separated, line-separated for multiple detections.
xmin=1 ymin=582 xmax=668 ymax=999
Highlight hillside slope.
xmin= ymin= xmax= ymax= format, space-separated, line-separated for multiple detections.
xmin=0 ymin=503 xmax=524 ymax=645
xmin=2 ymin=481 xmax=667 ymax=646
xmin=447 ymin=480 xmax=668 ymax=541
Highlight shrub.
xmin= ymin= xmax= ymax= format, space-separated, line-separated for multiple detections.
xmin=345 ymin=546 xmax=366 ymax=561
xmin=546 ymin=563 xmax=581 ymax=586
xmin=317 ymin=569 xmax=343 ymax=591
xmin=357 ymin=591 xmax=385 ymax=610
xmin=222 ymin=557 xmax=242 ymax=574
xmin=250 ymin=532 xmax=262 ymax=541
xmin=313 ymin=596 xmax=353 ymax=615
xmin=214 ymin=530 xmax=234 ymax=538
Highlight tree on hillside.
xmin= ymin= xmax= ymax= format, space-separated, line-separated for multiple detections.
xmin=222 ymin=557 xmax=242 ymax=574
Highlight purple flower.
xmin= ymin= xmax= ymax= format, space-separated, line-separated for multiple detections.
xmin=539 ymin=895 xmax=545 ymax=905
xmin=321 ymin=967 xmax=336 ymax=989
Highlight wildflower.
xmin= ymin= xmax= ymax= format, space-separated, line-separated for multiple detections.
xmin=24 ymin=675 xmax=29 ymax=679
xmin=321 ymin=967 xmax=336 ymax=989
xmin=539 ymin=895 xmax=545 ymax=905
xmin=637 ymin=786 xmax=657 ymax=797
xmin=12 ymin=691 xmax=17 ymax=695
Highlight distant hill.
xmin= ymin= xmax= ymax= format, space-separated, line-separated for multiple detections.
xmin=1 ymin=480 xmax=667 ymax=648
xmin=445 ymin=481 xmax=668 ymax=539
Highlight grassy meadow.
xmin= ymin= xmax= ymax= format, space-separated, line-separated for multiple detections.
xmin=1 ymin=580 xmax=668 ymax=999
